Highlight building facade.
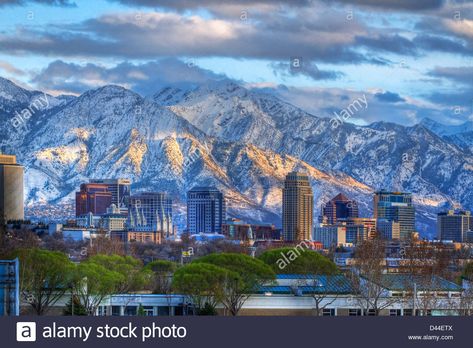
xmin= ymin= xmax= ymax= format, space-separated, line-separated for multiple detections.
xmin=128 ymin=192 xmax=173 ymax=238
xmin=89 ymin=178 xmax=131 ymax=208
xmin=313 ymin=225 xmax=347 ymax=248
xmin=75 ymin=183 xmax=112 ymax=217
xmin=0 ymin=154 xmax=24 ymax=221
xmin=282 ymin=172 xmax=314 ymax=241
xmin=374 ymin=190 xmax=415 ymax=239
xmin=377 ymin=219 xmax=401 ymax=240
xmin=437 ymin=210 xmax=472 ymax=242
xmin=187 ymin=187 xmax=225 ymax=234
xmin=321 ymin=193 xmax=358 ymax=225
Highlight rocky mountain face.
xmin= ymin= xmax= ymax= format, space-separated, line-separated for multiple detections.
xmin=154 ymin=81 xmax=473 ymax=235
xmin=1 ymin=77 xmax=472 ymax=237
xmin=420 ymin=117 xmax=473 ymax=154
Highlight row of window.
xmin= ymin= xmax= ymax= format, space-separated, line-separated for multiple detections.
xmin=321 ymin=308 xmax=432 ymax=316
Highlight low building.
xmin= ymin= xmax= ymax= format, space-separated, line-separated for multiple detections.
xmin=62 ymin=227 xmax=95 ymax=241
xmin=126 ymin=231 xmax=162 ymax=244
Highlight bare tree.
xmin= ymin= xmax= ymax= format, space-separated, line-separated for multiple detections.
xmin=349 ymin=236 xmax=400 ymax=315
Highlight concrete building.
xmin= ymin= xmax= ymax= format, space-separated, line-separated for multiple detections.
xmin=282 ymin=172 xmax=313 ymax=241
xmin=374 ymin=190 xmax=415 ymax=239
xmin=437 ymin=210 xmax=472 ymax=242
xmin=377 ymin=219 xmax=401 ymax=240
xmin=125 ymin=231 xmax=162 ymax=244
xmin=187 ymin=187 xmax=225 ymax=234
xmin=339 ymin=217 xmax=376 ymax=243
xmin=313 ymin=225 xmax=347 ymax=248
xmin=62 ymin=227 xmax=95 ymax=241
xmin=0 ymin=154 xmax=24 ymax=221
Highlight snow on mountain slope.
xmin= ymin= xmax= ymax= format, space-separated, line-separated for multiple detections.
xmin=421 ymin=117 xmax=473 ymax=153
xmin=0 ymin=78 xmax=375 ymax=229
xmin=153 ymin=81 xmax=473 ymax=235
xmin=1 ymin=77 xmax=471 ymax=236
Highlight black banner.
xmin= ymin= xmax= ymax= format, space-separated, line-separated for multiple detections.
xmin=3 ymin=316 xmax=470 ymax=348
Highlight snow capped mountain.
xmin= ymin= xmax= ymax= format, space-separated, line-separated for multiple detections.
xmin=1 ymin=77 xmax=472 ymax=236
xmin=153 ymin=81 xmax=473 ymax=236
xmin=0 ymin=79 xmax=372 ymax=229
xmin=420 ymin=117 xmax=473 ymax=153
xmin=420 ymin=117 xmax=473 ymax=137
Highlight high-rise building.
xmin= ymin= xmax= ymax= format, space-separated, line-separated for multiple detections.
xmin=377 ymin=219 xmax=401 ymax=240
xmin=282 ymin=172 xmax=314 ymax=241
xmin=75 ymin=183 xmax=112 ymax=217
xmin=0 ymin=154 xmax=24 ymax=221
xmin=437 ymin=210 xmax=472 ymax=242
xmin=128 ymin=192 xmax=173 ymax=238
xmin=89 ymin=179 xmax=131 ymax=207
xmin=321 ymin=193 xmax=358 ymax=225
xmin=373 ymin=190 xmax=415 ymax=239
xmin=187 ymin=187 xmax=225 ymax=234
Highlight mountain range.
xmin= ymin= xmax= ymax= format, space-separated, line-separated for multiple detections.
xmin=1 ymin=76 xmax=472 ymax=237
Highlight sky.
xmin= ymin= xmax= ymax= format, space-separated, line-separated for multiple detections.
xmin=0 ymin=0 xmax=472 ymax=126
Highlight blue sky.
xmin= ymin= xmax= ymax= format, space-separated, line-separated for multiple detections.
xmin=0 ymin=0 xmax=472 ymax=126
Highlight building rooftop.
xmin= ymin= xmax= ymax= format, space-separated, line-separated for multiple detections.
xmin=374 ymin=274 xmax=463 ymax=292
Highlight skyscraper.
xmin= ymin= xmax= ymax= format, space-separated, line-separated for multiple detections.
xmin=128 ymin=192 xmax=173 ymax=238
xmin=321 ymin=193 xmax=359 ymax=225
xmin=282 ymin=172 xmax=313 ymax=241
xmin=89 ymin=178 xmax=131 ymax=207
xmin=187 ymin=187 xmax=225 ymax=234
xmin=75 ymin=183 xmax=112 ymax=217
xmin=0 ymin=154 xmax=24 ymax=221
xmin=437 ymin=210 xmax=472 ymax=242
xmin=373 ymin=190 xmax=415 ymax=239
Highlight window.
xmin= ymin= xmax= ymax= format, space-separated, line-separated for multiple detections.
xmin=349 ymin=309 xmax=362 ymax=316
xmin=96 ymin=306 xmax=106 ymax=316
xmin=403 ymin=309 xmax=413 ymax=316
xmin=365 ymin=309 xmax=376 ymax=316
xmin=322 ymin=308 xmax=335 ymax=316
xmin=174 ymin=306 xmax=184 ymax=316
xmin=125 ymin=306 xmax=137 ymax=316
xmin=158 ymin=306 xmax=170 ymax=316
xmin=390 ymin=309 xmax=401 ymax=316
xmin=143 ymin=306 xmax=154 ymax=316
xmin=111 ymin=306 xmax=121 ymax=316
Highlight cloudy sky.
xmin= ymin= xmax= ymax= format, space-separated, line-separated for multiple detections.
xmin=0 ymin=0 xmax=472 ymax=126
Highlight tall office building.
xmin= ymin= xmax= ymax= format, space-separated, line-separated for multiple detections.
xmin=75 ymin=183 xmax=112 ymax=217
xmin=282 ymin=172 xmax=314 ymax=241
xmin=373 ymin=190 xmax=415 ymax=239
xmin=0 ymin=154 xmax=24 ymax=221
xmin=321 ymin=193 xmax=358 ymax=225
xmin=437 ymin=210 xmax=472 ymax=242
xmin=128 ymin=192 xmax=173 ymax=238
xmin=187 ymin=187 xmax=225 ymax=234
xmin=89 ymin=179 xmax=131 ymax=207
